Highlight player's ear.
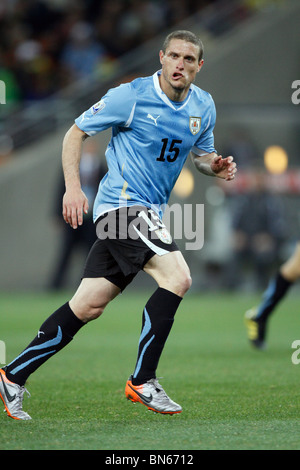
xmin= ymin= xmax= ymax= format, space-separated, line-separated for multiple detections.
xmin=159 ymin=50 xmax=164 ymax=65
xmin=197 ymin=59 xmax=204 ymax=73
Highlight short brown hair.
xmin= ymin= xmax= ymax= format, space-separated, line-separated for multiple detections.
xmin=162 ymin=30 xmax=204 ymax=62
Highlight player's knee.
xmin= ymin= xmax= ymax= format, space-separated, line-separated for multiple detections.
xmin=281 ymin=257 xmax=300 ymax=282
xmin=287 ymin=265 xmax=300 ymax=281
xmin=70 ymin=299 xmax=107 ymax=323
xmin=84 ymin=304 xmax=106 ymax=322
xmin=170 ymin=271 xmax=192 ymax=297
xmin=181 ymin=272 xmax=192 ymax=295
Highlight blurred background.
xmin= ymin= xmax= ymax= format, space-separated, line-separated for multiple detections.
xmin=0 ymin=0 xmax=299 ymax=292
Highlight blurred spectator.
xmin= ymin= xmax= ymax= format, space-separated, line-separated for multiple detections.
xmin=14 ymin=35 xmax=57 ymax=101
xmin=49 ymin=140 xmax=107 ymax=289
xmin=0 ymin=0 xmax=64 ymax=102
xmin=116 ymin=0 xmax=169 ymax=51
xmin=94 ymin=1 xmax=126 ymax=57
xmin=225 ymin=172 xmax=288 ymax=290
xmin=60 ymin=21 xmax=107 ymax=84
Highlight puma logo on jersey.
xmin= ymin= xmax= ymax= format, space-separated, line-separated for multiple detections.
xmin=147 ymin=114 xmax=160 ymax=126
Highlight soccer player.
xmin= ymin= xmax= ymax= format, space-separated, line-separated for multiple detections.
xmin=245 ymin=241 xmax=300 ymax=349
xmin=0 ymin=30 xmax=237 ymax=420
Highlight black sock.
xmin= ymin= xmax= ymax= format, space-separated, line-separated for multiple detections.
xmin=5 ymin=302 xmax=84 ymax=386
xmin=256 ymin=272 xmax=293 ymax=322
xmin=132 ymin=287 xmax=182 ymax=386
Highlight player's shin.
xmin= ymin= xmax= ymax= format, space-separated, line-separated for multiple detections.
xmin=4 ymin=302 xmax=84 ymax=386
xmin=131 ymin=287 xmax=182 ymax=386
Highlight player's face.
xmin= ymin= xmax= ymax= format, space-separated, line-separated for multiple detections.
xmin=159 ymin=39 xmax=203 ymax=101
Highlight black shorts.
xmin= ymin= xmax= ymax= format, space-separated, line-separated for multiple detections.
xmin=82 ymin=205 xmax=179 ymax=291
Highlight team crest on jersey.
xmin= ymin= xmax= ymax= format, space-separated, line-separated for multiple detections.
xmin=154 ymin=227 xmax=173 ymax=244
xmin=189 ymin=117 xmax=201 ymax=135
xmin=92 ymin=99 xmax=106 ymax=115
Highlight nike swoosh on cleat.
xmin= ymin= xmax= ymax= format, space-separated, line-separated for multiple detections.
xmin=128 ymin=383 xmax=153 ymax=404
xmin=0 ymin=373 xmax=16 ymax=402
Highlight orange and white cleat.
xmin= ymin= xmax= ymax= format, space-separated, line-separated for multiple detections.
xmin=0 ymin=368 xmax=31 ymax=420
xmin=125 ymin=375 xmax=182 ymax=414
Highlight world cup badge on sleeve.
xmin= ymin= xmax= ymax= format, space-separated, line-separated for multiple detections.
xmin=92 ymin=99 xmax=106 ymax=115
xmin=189 ymin=117 xmax=201 ymax=135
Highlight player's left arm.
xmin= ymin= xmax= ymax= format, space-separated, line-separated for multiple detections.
xmin=190 ymin=151 xmax=237 ymax=181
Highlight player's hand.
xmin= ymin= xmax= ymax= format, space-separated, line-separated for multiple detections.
xmin=211 ymin=155 xmax=237 ymax=181
xmin=62 ymin=187 xmax=89 ymax=229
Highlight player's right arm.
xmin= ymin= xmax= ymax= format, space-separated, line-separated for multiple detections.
xmin=62 ymin=123 xmax=89 ymax=229
xmin=67 ymin=82 xmax=136 ymax=226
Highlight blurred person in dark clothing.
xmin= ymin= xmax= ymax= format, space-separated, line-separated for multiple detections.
xmin=226 ymin=172 xmax=288 ymax=290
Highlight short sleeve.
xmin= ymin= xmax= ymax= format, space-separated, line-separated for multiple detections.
xmin=75 ymin=82 xmax=136 ymax=136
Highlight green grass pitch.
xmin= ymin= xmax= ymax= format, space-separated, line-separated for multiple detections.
xmin=0 ymin=288 xmax=300 ymax=450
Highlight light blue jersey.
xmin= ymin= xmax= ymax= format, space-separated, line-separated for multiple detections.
xmin=75 ymin=70 xmax=216 ymax=221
